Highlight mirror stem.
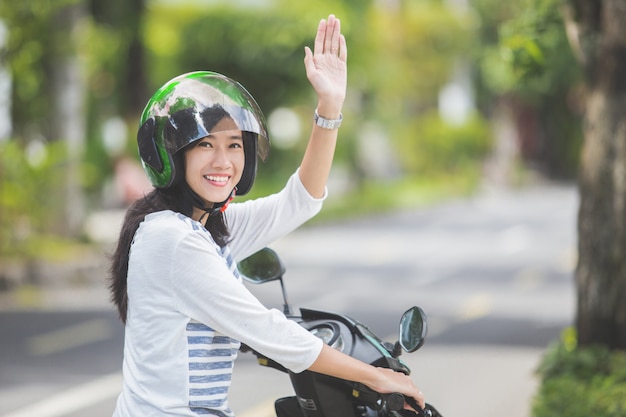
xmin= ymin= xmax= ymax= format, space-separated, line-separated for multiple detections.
xmin=279 ymin=277 xmax=292 ymax=315
xmin=392 ymin=341 xmax=403 ymax=358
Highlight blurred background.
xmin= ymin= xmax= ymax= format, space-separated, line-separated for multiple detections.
xmin=3 ymin=0 xmax=624 ymax=416
xmin=0 ymin=0 xmax=583 ymax=262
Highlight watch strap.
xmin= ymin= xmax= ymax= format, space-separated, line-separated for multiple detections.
xmin=314 ymin=109 xmax=343 ymax=129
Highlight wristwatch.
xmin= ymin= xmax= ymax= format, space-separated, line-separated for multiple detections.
xmin=314 ymin=109 xmax=343 ymax=129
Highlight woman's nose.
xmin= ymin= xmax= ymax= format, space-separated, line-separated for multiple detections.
xmin=210 ymin=147 xmax=232 ymax=168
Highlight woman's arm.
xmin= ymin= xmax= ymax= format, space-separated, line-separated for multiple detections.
xmin=291 ymin=14 xmax=427 ymax=411
xmin=299 ymin=14 xmax=348 ymax=198
xmin=227 ymin=171 xmax=324 ymax=261
xmin=308 ymin=344 xmax=426 ymax=411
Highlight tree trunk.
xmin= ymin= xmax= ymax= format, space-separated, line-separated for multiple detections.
xmin=52 ymin=3 xmax=87 ymax=236
xmin=567 ymin=0 xmax=626 ymax=350
xmin=122 ymin=0 xmax=147 ymax=118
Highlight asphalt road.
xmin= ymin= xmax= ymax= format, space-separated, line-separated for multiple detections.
xmin=0 ymin=182 xmax=578 ymax=417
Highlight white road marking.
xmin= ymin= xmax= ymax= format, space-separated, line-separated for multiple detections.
xmin=458 ymin=293 xmax=492 ymax=321
xmin=26 ymin=319 xmax=112 ymax=356
xmin=239 ymin=398 xmax=276 ymax=417
xmin=514 ymin=268 xmax=543 ymax=292
xmin=2 ymin=373 xmax=122 ymax=417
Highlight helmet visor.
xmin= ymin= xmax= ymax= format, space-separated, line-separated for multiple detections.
xmin=143 ymin=72 xmax=269 ymax=161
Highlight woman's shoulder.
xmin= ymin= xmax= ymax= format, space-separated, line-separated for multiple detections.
xmin=140 ymin=210 xmax=206 ymax=236
xmin=130 ymin=210 xmax=221 ymax=266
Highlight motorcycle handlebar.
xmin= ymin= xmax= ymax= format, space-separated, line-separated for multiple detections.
xmin=381 ymin=392 xmax=406 ymax=412
xmin=381 ymin=393 xmax=432 ymax=417
xmin=353 ymin=383 xmax=429 ymax=416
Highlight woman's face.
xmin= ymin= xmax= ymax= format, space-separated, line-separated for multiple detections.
xmin=185 ymin=119 xmax=245 ymax=218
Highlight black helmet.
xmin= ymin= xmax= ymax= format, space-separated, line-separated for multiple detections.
xmin=137 ymin=71 xmax=269 ymax=195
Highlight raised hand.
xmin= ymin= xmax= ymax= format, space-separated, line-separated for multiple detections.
xmin=303 ymin=14 xmax=348 ymax=113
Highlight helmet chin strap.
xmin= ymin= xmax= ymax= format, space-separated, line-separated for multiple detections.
xmin=198 ymin=188 xmax=237 ymax=224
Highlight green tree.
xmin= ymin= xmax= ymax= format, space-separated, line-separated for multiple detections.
xmin=143 ymin=1 xmax=478 ymax=187
xmin=0 ymin=0 xmax=70 ymax=140
xmin=87 ymin=0 xmax=147 ymax=118
xmin=352 ymin=1 xmax=478 ymax=180
xmin=0 ymin=0 xmax=90 ymax=234
xmin=471 ymin=0 xmax=583 ymax=179
xmin=476 ymin=0 xmax=626 ymax=351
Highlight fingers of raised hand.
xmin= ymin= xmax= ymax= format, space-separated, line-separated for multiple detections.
xmin=324 ymin=15 xmax=339 ymax=54
xmin=316 ymin=14 xmax=343 ymax=57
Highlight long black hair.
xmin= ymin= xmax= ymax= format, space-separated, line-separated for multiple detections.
xmin=108 ymin=174 xmax=230 ymax=323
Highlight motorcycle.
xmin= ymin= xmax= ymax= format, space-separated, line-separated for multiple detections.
xmin=237 ymin=247 xmax=443 ymax=417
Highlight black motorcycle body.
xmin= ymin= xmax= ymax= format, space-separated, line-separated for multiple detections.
xmin=238 ymin=248 xmax=443 ymax=417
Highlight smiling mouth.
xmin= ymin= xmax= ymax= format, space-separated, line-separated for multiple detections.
xmin=204 ymin=175 xmax=230 ymax=185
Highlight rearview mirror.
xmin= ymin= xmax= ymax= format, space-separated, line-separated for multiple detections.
xmin=237 ymin=247 xmax=285 ymax=284
xmin=398 ymin=306 xmax=428 ymax=352
xmin=237 ymin=247 xmax=292 ymax=315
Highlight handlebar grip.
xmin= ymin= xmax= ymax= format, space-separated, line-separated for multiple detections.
xmin=385 ymin=394 xmax=433 ymax=417
xmin=353 ymin=385 xmax=433 ymax=417
xmin=383 ymin=393 xmax=406 ymax=412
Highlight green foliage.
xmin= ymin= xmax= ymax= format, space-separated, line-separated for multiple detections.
xmin=470 ymin=0 xmax=583 ymax=178
xmin=474 ymin=0 xmax=579 ymax=98
xmin=399 ymin=110 xmax=492 ymax=175
xmin=173 ymin=10 xmax=312 ymax=111
xmin=360 ymin=1 xmax=473 ymax=103
xmin=143 ymin=1 xmax=476 ymax=180
xmin=0 ymin=0 xmax=76 ymax=137
xmin=532 ymin=328 xmax=626 ymax=417
xmin=311 ymin=170 xmax=481 ymax=223
xmin=353 ymin=2 xmax=480 ymax=181
xmin=1 ymin=0 xmax=489 ymax=250
xmin=0 ymin=139 xmax=68 ymax=259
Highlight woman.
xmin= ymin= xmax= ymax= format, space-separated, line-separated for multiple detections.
xmin=109 ymin=14 xmax=424 ymax=417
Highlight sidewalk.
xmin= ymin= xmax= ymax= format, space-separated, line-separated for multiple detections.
xmin=0 ymin=253 xmax=112 ymax=312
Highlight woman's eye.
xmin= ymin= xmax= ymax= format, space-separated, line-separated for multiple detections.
xmin=230 ymin=142 xmax=243 ymax=149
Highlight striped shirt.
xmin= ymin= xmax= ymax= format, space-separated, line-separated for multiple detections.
xmin=186 ymin=244 xmax=241 ymax=417
xmin=186 ymin=321 xmax=240 ymax=416
xmin=113 ymin=171 xmax=325 ymax=417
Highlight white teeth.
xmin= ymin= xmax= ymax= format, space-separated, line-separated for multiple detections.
xmin=204 ymin=175 xmax=228 ymax=183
